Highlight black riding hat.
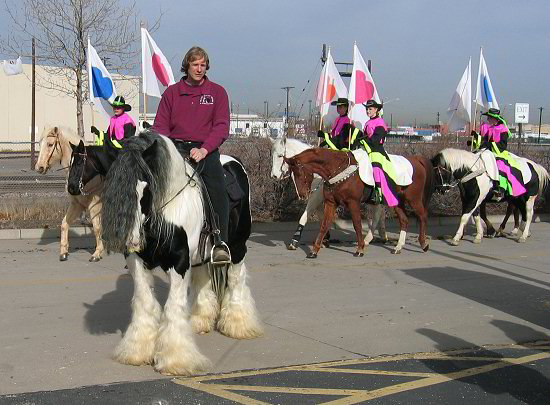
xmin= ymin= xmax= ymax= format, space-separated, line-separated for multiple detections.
xmin=331 ymin=97 xmax=349 ymax=107
xmin=111 ymin=96 xmax=132 ymax=112
xmin=481 ymin=108 xmax=505 ymax=124
xmin=364 ymin=99 xmax=383 ymax=110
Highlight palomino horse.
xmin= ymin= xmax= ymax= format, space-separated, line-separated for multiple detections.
xmin=432 ymin=148 xmax=549 ymax=244
xmin=100 ymin=131 xmax=262 ymax=376
xmin=34 ymin=126 xmax=104 ymax=262
xmin=270 ymin=137 xmax=387 ymax=249
xmin=284 ymin=148 xmax=435 ymax=257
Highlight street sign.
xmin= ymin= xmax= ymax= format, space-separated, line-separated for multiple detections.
xmin=515 ymin=103 xmax=529 ymax=124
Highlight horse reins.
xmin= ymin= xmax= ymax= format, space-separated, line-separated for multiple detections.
xmin=72 ymin=147 xmax=102 ymax=196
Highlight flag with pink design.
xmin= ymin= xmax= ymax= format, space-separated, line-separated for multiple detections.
xmin=348 ymin=42 xmax=381 ymax=107
xmin=315 ymin=47 xmax=347 ymax=118
xmin=141 ymin=28 xmax=175 ymax=98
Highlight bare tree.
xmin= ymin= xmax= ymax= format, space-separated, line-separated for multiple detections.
xmin=2 ymin=0 xmax=159 ymax=138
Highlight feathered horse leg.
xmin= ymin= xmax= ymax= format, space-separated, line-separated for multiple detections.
xmin=190 ymin=264 xmax=219 ymax=334
xmin=217 ymin=260 xmax=263 ymax=339
xmin=154 ymin=268 xmax=210 ymax=376
xmin=113 ymin=253 xmax=161 ymax=366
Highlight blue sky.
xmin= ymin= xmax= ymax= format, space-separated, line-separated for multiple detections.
xmin=3 ymin=0 xmax=549 ymax=126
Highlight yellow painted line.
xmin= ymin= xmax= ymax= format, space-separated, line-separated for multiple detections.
xmin=323 ymin=351 xmax=550 ymax=405
xmin=0 ymin=273 xmax=128 ymax=286
xmin=305 ymin=367 xmax=438 ymax=378
xmin=174 ymin=343 xmax=550 ymax=405
xmin=177 ymin=379 xmax=270 ymax=405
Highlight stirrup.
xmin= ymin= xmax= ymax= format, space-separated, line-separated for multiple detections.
xmin=210 ymin=241 xmax=231 ymax=266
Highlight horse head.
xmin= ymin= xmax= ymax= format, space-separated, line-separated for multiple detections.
xmin=35 ymin=126 xmax=63 ymax=174
xmin=283 ymin=155 xmax=314 ymax=200
xmin=67 ymin=140 xmax=89 ymax=195
xmin=431 ymin=152 xmax=454 ymax=194
xmin=271 ymin=137 xmax=288 ymax=179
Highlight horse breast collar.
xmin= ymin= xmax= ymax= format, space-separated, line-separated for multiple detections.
xmin=326 ymin=153 xmax=358 ymax=185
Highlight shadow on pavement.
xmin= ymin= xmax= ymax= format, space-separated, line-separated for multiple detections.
xmin=83 ymin=274 xmax=169 ymax=335
xmin=417 ymin=327 xmax=549 ymax=404
xmin=403 ymin=266 xmax=550 ymax=330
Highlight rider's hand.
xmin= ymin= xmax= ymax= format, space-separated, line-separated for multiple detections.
xmin=190 ymin=147 xmax=208 ymax=162
xmin=470 ymin=130 xmax=477 ymax=136
xmin=317 ymin=130 xmax=325 ymax=138
xmin=466 ymin=140 xmax=472 ymax=146
xmin=91 ymin=126 xmax=99 ymax=135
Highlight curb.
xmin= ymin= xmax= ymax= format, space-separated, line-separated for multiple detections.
xmin=2 ymin=214 xmax=549 ymax=241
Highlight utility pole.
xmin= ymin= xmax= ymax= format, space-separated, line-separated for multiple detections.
xmin=308 ymin=100 xmax=312 ymax=130
xmin=538 ymin=107 xmax=544 ymax=144
xmin=31 ymin=37 xmax=36 ymax=170
xmin=437 ymin=112 xmax=440 ymax=132
xmin=264 ymin=100 xmax=268 ymax=117
xmin=281 ymin=86 xmax=294 ymax=132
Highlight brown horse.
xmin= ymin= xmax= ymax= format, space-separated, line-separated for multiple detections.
xmin=283 ymin=148 xmax=435 ymax=257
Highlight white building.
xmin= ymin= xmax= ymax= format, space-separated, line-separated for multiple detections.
xmin=230 ymin=113 xmax=285 ymax=138
xmin=0 ymin=63 xmax=139 ymax=149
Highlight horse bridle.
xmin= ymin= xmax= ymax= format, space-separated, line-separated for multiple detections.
xmin=276 ymin=138 xmax=292 ymax=180
xmin=43 ymin=133 xmax=62 ymax=172
xmin=71 ymin=147 xmax=101 ymax=196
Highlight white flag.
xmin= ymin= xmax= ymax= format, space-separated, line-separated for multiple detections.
xmin=315 ymin=48 xmax=347 ymax=118
xmin=141 ymin=27 xmax=175 ymax=98
xmin=475 ymin=48 xmax=499 ymax=110
xmin=2 ymin=57 xmax=23 ymax=76
xmin=87 ymin=38 xmax=117 ymax=119
xmin=447 ymin=58 xmax=472 ymax=132
xmin=348 ymin=42 xmax=381 ymax=128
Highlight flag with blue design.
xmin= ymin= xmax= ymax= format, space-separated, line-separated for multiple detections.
xmin=475 ymin=48 xmax=499 ymax=110
xmin=87 ymin=37 xmax=117 ymax=119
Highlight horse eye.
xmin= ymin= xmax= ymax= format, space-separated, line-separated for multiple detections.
xmin=47 ymin=143 xmax=53 ymax=147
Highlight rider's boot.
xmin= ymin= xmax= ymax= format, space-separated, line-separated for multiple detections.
xmin=211 ymin=231 xmax=231 ymax=266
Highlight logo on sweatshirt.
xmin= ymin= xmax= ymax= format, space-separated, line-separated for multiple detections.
xmin=200 ymin=94 xmax=214 ymax=105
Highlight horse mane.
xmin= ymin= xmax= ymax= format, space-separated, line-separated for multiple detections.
xmin=101 ymin=130 xmax=174 ymax=252
xmin=437 ymin=148 xmax=483 ymax=172
xmin=42 ymin=125 xmax=80 ymax=145
xmin=276 ymin=137 xmax=313 ymax=157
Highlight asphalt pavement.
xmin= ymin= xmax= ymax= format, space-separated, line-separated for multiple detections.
xmin=0 ymin=217 xmax=549 ymax=404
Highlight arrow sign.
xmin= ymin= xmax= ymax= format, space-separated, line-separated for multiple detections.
xmin=515 ymin=103 xmax=529 ymax=124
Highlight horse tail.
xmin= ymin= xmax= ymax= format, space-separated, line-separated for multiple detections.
xmin=529 ymin=160 xmax=550 ymax=195
xmin=420 ymin=156 xmax=436 ymax=206
xmin=101 ymin=137 xmax=156 ymax=252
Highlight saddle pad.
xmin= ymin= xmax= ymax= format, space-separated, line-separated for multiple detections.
xmin=507 ymin=152 xmax=532 ymax=184
xmin=388 ymin=154 xmax=413 ymax=186
xmin=477 ymin=150 xmax=499 ymax=181
xmin=351 ymin=149 xmax=374 ymax=186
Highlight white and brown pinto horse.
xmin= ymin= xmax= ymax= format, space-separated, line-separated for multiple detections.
xmin=35 ymin=126 xmax=104 ymax=262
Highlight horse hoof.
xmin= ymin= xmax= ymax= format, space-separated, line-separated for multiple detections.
xmin=392 ymin=249 xmax=402 ymax=255
xmin=422 ymin=244 xmax=430 ymax=252
xmin=59 ymin=253 xmax=68 ymax=261
xmin=486 ymin=230 xmax=495 ymax=238
xmin=473 ymin=238 xmax=482 ymax=244
xmin=450 ymin=239 xmax=460 ymax=246
xmin=306 ymin=252 xmax=318 ymax=259
xmin=89 ymin=256 xmax=101 ymax=262
xmin=518 ymin=237 xmax=527 ymax=244
xmin=322 ymin=240 xmax=330 ymax=248
xmin=287 ymin=240 xmax=298 ymax=250
xmin=353 ymin=251 xmax=364 ymax=257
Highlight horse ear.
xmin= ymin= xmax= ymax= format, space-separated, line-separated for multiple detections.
xmin=53 ymin=126 xmax=58 ymax=134
xmin=76 ymin=140 xmax=85 ymax=153
xmin=70 ymin=142 xmax=77 ymax=152
xmin=142 ymin=140 xmax=159 ymax=165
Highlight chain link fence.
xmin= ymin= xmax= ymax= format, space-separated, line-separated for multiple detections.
xmin=2 ymin=136 xmax=550 ymax=229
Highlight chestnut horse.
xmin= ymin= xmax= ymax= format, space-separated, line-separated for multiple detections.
xmin=284 ymin=148 xmax=435 ymax=257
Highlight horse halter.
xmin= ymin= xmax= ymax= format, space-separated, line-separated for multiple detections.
xmin=71 ymin=147 xmax=100 ymax=196
xmin=434 ymin=165 xmax=456 ymax=193
xmin=276 ymin=138 xmax=291 ymax=180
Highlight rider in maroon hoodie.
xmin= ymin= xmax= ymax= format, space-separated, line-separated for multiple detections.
xmin=153 ymin=46 xmax=231 ymax=265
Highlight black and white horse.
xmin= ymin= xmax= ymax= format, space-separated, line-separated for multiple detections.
xmin=96 ymin=131 xmax=262 ymax=376
xmin=432 ymin=148 xmax=549 ymax=245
